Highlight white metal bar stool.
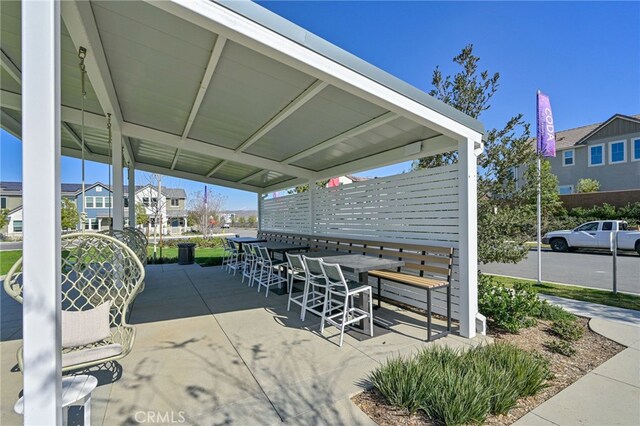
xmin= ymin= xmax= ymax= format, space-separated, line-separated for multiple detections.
xmin=319 ymin=260 xmax=374 ymax=347
xmin=301 ymin=256 xmax=329 ymax=321
xmin=242 ymin=243 xmax=258 ymax=284
xmin=256 ymin=246 xmax=287 ymax=297
xmin=286 ymin=253 xmax=307 ymax=314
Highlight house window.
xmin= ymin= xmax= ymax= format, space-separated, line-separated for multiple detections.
xmin=96 ymin=186 xmax=102 ymax=192
xmin=143 ymin=197 xmax=150 ymax=207
xmin=562 ymin=149 xmax=574 ymax=166
xmin=0 ymin=197 xmax=6 ymax=209
xmin=558 ymin=185 xmax=574 ymax=195
xmin=13 ymin=220 xmax=23 ymax=232
xmin=105 ymin=197 xmax=112 ymax=208
xmin=95 ymin=197 xmax=104 ymax=208
xmin=608 ymin=140 xmax=626 ymax=164
xmin=170 ymin=198 xmax=179 ymax=207
xmin=588 ymin=144 xmax=604 ymax=166
xmin=632 ymin=139 xmax=640 ymax=161
xmin=124 ymin=197 xmax=129 ymax=208
xmin=85 ymin=197 xmax=94 ymax=208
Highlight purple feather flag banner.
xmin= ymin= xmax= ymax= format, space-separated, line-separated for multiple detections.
xmin=536 ymin=92 xmax=556 ymax=157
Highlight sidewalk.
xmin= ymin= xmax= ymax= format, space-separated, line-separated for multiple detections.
xmin=515 ymin=297 xmax=640 ymax=426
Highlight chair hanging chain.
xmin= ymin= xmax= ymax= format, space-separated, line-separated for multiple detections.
xmin=107 ymin=113 xmax=112 ymax=228
xmin=78 ymin=47 xmax=88 ymax=232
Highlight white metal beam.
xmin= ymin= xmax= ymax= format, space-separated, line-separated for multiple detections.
xmin=61 ymin=0 xmax=134 ymax=165
xmin=457 ymin=137 xmax=478 ymax=338
xmin=1 ymin=48 xmax=21 ymax=84
xmin=22 ymin=0 xmax=63 ymax=423
xmin=284 ymin=112 xmax=398 ymax=164
xmin=128 ymin=166 xmax=136 ymax=226
xmin=62 ymin=121 xmax=93 ymax=153
xmin=112 ymin=133 xmax=124 ymax=230
xmin=205 ymin=160 xmax=226 ymax=177
xmin=122 ymin=121 xmax=316 ymax=180
xmin=135 ymin=162 xmax=263 ymax=193
xmin=61 ymin=146 xmax=111 ymax=164
xmin=261 ymin=177 xmax=307 ymax=194
xmin=238 ymin=169 xmax=265 ymax=184
xmin=0 ymin=89 xmax=21 ymax=110
xmin=172 ymin=35 xmax=227 ymax=169
xmin=315 ymin=134 xmax=456 ymax=181
xmin=235 ymin=80 xmax=328 ymax=153
xmin=0 ymin=109 xmax=21 ymax=138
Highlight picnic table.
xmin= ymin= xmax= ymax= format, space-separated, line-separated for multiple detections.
xmin=227 ymin=236 xmax=267 ymax=252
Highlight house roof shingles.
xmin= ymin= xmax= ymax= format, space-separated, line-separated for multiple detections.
xmin=551 ymin=113 xmax=640 ymax=151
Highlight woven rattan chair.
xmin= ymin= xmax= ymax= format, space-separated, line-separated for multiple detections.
xmin=4 ymin=232 xmax=145 ymax=372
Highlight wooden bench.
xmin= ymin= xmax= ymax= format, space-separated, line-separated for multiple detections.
xmin=257 ymin=231 xmax=454 ymax=340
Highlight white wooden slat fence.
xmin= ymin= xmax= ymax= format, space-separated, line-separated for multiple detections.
xmin=259 ymin=164 xmax=461 ymax=319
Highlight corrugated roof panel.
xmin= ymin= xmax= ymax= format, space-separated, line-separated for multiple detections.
xmin=243 ymin=170 xmax=295 ymax=188
xmin=1 ymin=1 xmax=21 ymax=70
xmin=131 ymin=138 xmax=175 ymax=169
xmin=245 ymin=85 xmax=388 ymax=161
xmin=211 ymin=161 xmax=262 ymax=182
xmin=1 ymin=68 xmax=21 ymax=94
xmin=92 ymin=1 xmax=216 ymax=136
xmin=67 ymin=124 xmax=111 ymax=156
xmin=174 ymin=150 xmax=219 ymax=176
xmin=291 ymin=119 xmax=440 ymax=171
xmin=188 ymin=40 xmax=316 ymax=150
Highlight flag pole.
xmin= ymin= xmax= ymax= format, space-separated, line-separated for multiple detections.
xmin=537 ymin=155 xmax=542 ymax=285
xmin=536 ymin=91 xmax=542 ymax=285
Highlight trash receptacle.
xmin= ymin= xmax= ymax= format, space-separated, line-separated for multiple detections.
xmin=177 ymin=243 xmax=196 ymax=265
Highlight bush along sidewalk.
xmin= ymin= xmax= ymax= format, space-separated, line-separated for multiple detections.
xmin=369 ymin=344 xmax=551 ymax=426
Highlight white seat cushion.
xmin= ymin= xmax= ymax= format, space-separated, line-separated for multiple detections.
xmin=62 ymin=343 xmax=123 ymax=368
xmin=62 ymin=302 xmax=111 ymax=348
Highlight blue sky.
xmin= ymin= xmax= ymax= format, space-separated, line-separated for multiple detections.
xmin=2 ymin=1 xmax=638 ymax=209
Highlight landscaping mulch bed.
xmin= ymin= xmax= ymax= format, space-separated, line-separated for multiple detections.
xmin=352 ymin=317 xmax=624 ymax=425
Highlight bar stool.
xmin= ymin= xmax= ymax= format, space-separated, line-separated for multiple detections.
xmin=286 ymin=253 xmax=307 ymax=314
xmin=301 ymin=256 xmax=328 ymax=321
xmin=256 ymin=246 xmax=287 ymax=297
xmin=319 ymin=260 xmax=374 ymax=347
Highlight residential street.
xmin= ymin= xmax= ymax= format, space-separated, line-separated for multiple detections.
xmin=482 ymin=249 xmax=640 ymax=295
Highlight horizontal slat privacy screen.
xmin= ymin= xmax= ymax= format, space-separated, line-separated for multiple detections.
xmin=259 ymin=164 xmax=462 ymax=319
xmin=260 ymin=190 xmax=311 ymax=234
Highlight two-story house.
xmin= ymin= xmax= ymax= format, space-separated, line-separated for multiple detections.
xmin=126 ymin=184 xmax=188 ymax=234
xmin=1 ymin=182 xmax=81 ymax=237
xmin=546 ymin=113 xmax=640 ymax=194
xmin=1 ymin=181 xmax=188 ymax=237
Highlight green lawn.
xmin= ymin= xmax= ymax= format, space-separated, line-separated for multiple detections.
xmin=147 ymin=246 xmax=225 ymax=266
xmin=487 ymin=274 xmax=640 ymax=311
xmin=0 ymin=250 xmax=23 ymax=276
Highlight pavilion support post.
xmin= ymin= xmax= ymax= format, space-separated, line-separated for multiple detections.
xmin=112 ymin=133 xmax=124 ymax=230
xmin=308 ymin=179 xmax=316 ymax=235
xmin=457 ymin=137 xmax=478 ymax=338
xmin=257 ymin=192 xmax=262 ymax=233
xmin=21 ymin=0 xmax=63 ymax=423
xmin=128 ymin=165 xmax=136 ymax=227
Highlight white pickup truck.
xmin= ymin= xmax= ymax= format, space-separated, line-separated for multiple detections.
xmin=542 ymin=220 xmax=640 ymax=254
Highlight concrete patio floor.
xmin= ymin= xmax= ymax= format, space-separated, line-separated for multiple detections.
xmin=1 ymin=263 xmax=488 ymax=425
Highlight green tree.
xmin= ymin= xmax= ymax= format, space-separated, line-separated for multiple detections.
xmin=61 ymin=198 xmax=79 ymax=230
xmin=414 ymin=44 xmax=558 ymax=264
xmin=135 ymin=202 xmax=149 ymax=226
xmin=247 ymin=215 xmax=257 ymax=228
xmin=0 ymin=209 xmax=8 ymax=229
xmin=237 ymin=216 xmax=246 ymax=228
xmin=576 ymin=178 xmax=600 ymax=193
